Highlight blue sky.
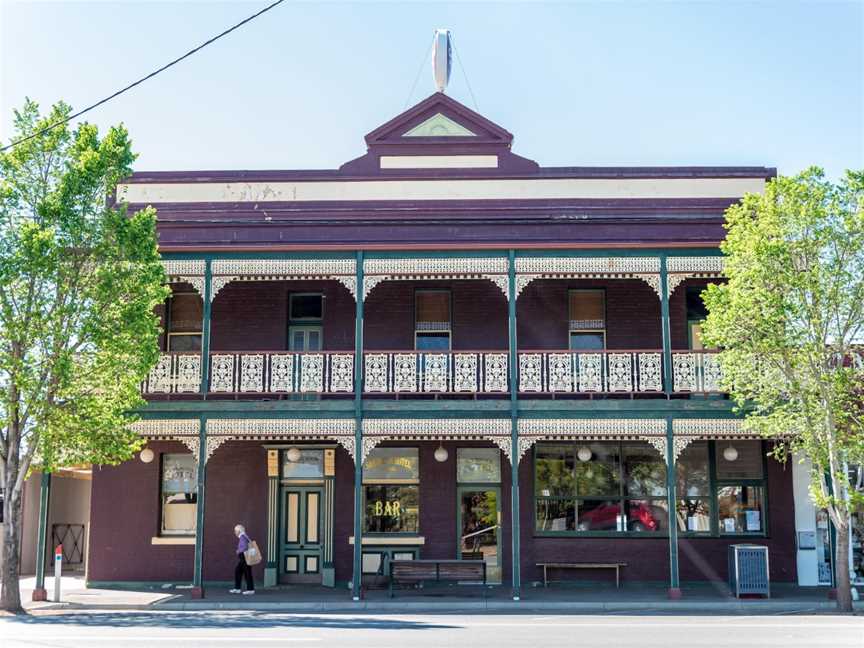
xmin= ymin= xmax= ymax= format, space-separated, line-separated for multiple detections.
xmin=2 ymin=1 xmax=862 ymax=177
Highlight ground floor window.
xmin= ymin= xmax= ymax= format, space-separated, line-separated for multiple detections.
xmin=160 ymin=454 xmax=197 ymax=536
xmin=362 ymin=448 xmax=420 ymax=535
xmin=533 ymin=440 xmax=768 ymax=537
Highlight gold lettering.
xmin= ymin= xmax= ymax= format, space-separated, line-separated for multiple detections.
xmin=392 ymin=501 xmax=401 ymax=517
xmin=374 ymin=501 xmax=383 ymax=516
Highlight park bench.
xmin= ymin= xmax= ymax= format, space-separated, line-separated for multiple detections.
xmin=536 ymin=562 xmax=627 ymax=588
xmin=389 ymin=559 xmax=487 ymax=597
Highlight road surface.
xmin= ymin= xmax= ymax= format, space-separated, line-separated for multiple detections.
xmin=0 ymin=611 xmax=861 ymax=647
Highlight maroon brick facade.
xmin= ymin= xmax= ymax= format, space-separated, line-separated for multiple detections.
xmin=88 ymin=440 xmax=795 ymax=586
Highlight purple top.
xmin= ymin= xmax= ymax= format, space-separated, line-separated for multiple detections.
xmin=237 ymin=532 xmax=250 ymax=554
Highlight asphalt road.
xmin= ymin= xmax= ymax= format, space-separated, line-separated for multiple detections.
xmin=0 ymin=611 xmax=862 ymax=648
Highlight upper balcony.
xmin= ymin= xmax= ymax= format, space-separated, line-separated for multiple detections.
xmin=143 ymin=254 xmax=726 ymax=401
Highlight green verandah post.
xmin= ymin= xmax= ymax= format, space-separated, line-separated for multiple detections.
xmin=665 ymin=416 xmax=682 ymax=598
xmin=352 ymin=250 xmax=364 ymax=601
xmin=192 ymin=259 xmax=211 ymax=598
xmin=660 ymin=254 xmax=673 ymax=395
xmin=508 ymin=249 xmax=521 ymax=601
xmin=31 ymin=471 xmax=51 ymax=601
xmin=192 ymin=414 xmax=207 ymax=598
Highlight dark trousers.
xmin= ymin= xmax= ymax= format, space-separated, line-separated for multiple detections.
xmin=235 ymin=553 xmax=254 ymax=591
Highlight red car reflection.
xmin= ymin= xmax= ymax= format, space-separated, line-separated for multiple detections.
xmin=577 ymin=502 xmax=660 ymax=532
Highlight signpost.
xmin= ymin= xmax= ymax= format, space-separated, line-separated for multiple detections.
xmin=53 ymin=544 xmax=63 ymax=602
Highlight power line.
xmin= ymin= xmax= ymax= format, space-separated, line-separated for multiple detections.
xmin=451 ymin=35 xmax=479 ymax=111
xmin=404 ymin=34 xmax=435 ymax=109
xmin=0 ymin=0 xmax=287 ymax=152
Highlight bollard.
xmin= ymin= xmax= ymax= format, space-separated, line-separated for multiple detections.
xmin=53 ymin=544 xmax=62 ymax=602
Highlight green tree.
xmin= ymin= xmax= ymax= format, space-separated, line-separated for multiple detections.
xmin=701 ymin=168 xmax=864 ymax=612
xmin=0 ymin=100 xmax=168 ymax=612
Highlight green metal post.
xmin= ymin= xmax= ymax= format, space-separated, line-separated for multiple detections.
xmin=659 ymin=255 xmax=673 ymax=395
xmin=31 ymin=472 xmax=51 ymax=601
xmin=351 ymin=250 xmax=364 ymax=601
xmin=199 ymin=259 xmax=212 ymax=394
xmin=191 ymin=415 xmax=207 ymax=598
xmin=507 ymin=249 xmax=521 ymax=601
xmin=665 ymin=417 xmax=682 ymax=598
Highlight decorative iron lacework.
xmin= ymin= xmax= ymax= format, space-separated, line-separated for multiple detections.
xmin=515 ymin=418 xmax=667 ymax=464
xmin=361 ymin=418 xmax=512 ymax=463
xmin=362 ymin=257 xmax=509 ymax=301
xmin=514 ymin=258 xmax=661 ymax=299
xmin=162 ymin=260 xmax=206 ymax=296
xmin=670 ymin=418 xmax=760 ymax=462
xmin=130 ymin=419 xmax=200 ymax=438
xmin=666 ymin=257 xmax=725 ymax=297
xmin=206 ymin=418 xmax=357 ymax=462
xmin=666 ymin=257 xmax=725 ymax=274
xmin=129 ymin=419 xmax=202 ymax=462
xmin=209 ymin=259 xmax=357 ymax=301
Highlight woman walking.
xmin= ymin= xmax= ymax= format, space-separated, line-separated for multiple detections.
xmin=230 ymin=524 xmax=255 ymax=595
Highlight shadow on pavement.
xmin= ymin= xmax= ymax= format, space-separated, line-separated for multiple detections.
xmin=10 ymin=611 xmax=459 ymax=630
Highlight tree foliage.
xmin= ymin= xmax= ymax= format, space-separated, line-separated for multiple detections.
xmin=0 ymin=99 xmax=167 ymax=611
xmin=701 ymin=167 xmax=864 ymax=611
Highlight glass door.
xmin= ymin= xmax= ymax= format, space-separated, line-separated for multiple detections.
xmin=458 ymin=486 xmax=502 ymax=584
xmin=289 ymin=326 xmax=322 ymax=352
xmin=280 ymin=486 xmax=323 ymax=583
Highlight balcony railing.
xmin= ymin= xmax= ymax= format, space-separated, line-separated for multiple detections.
xmin=144 ymin=352 xmax=201 ymax=394
xmin=518 ymin=350 xmax=664 ymax=394
xmin=142 ymin=350 xmax=725 ymax=396
xmin=363 ymin=351 xmax=509 ymax=394
xmin=671 ymin=350 xmax=724 ymax=393
xmin=209 ymin=351 xmax=354 ymax=394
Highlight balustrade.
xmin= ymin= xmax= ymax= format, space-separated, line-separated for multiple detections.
xmin=363 ymin=351 xmax=509 ymax=394
xmin=517 ymin=350 xmax=664 ymax=394
xmin=208 ymin=351 xmax=355 ymax=394
xmin=671 ymin=351 xmax=724 ymax=392
xmin=143 ymin=353 xmax=201 ymax=394
xmin=143 ymin=349 xmax=725 ymax=396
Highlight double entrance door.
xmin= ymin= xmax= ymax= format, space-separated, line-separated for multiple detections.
xmin=458 ymin=486 xmax=502 ymax=584
xmin=280 ymin=486 xmax=323 ymax=583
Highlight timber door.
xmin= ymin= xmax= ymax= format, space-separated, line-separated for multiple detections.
xmin=280 ymin=486 xmax=324 ymax=583
xmin=458 ymin=486 xmax=502 ymax=584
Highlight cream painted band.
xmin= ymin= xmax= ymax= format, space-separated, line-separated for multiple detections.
xmin=348 ymin=536 xmax=426 ymax=546
xmin=119 ymin=177 xmax=766 ymax=204
xmin=379 ymin=155 xmax=499 ymax=169
xmin=151 ymin=536 xmax=195 ymax=546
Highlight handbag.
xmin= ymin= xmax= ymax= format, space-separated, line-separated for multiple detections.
xmin=244 ymin=538 xmax=262 ymax=566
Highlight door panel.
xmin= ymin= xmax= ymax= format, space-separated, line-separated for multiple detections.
xmin=459 ymin=487 xmax=502 ymax=584
xmin=280 ymin=486 xmax=323 ymax=583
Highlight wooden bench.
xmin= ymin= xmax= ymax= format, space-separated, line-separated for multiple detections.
xmin=389 ymin=559 xmax=486 ymax=597
xmin=537 ymin=562 xmax=627 ymax=588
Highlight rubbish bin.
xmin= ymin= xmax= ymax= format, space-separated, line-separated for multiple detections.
xmin=728 ymin=544 xmax=770 ymax=598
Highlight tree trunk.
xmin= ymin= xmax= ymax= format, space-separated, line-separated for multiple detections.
xmin=0 ymin=482 xmax=23 ymax=612
xmin=835 ymin=520 xmax=854 ymax=613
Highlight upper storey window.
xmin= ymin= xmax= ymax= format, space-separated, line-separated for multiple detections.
xmin=415 ymin=290 xmax=451 ymax=351
xmin=167 ymin=293 xmax=202 ymax=352
xmin=568 ymin=289 xmax=605 ymax=351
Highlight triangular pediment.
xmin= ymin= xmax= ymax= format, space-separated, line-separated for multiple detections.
xmin=403 ymin=113 xmax=476 ymax=137
xmin=364 ymin=93 xmax=513 ymax=145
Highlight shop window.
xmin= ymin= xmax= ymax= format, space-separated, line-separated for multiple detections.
xmin=415 ymin=290 xmax=451 ymax=350
xmin=569 ymin=290 xmax=605 ymax=350
xmin=676 ymin=442 xmax=712 ymax=533
xmin=290 ymin=294 xmax=323 ymax=321
xmin=718 ymin=485 xmax=765 ymax=534
xmin=457 ymin=448 xmax=501 ymax=483
xmin=534 ymin=442 xmax=667 ymax=534
xmin=362 ymin=448 xmax=420 ymax=534
xmin=160 ymin=454 xmax=197 ymax=536
xmin=167 ymin=293 xmax=202 ymax=352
